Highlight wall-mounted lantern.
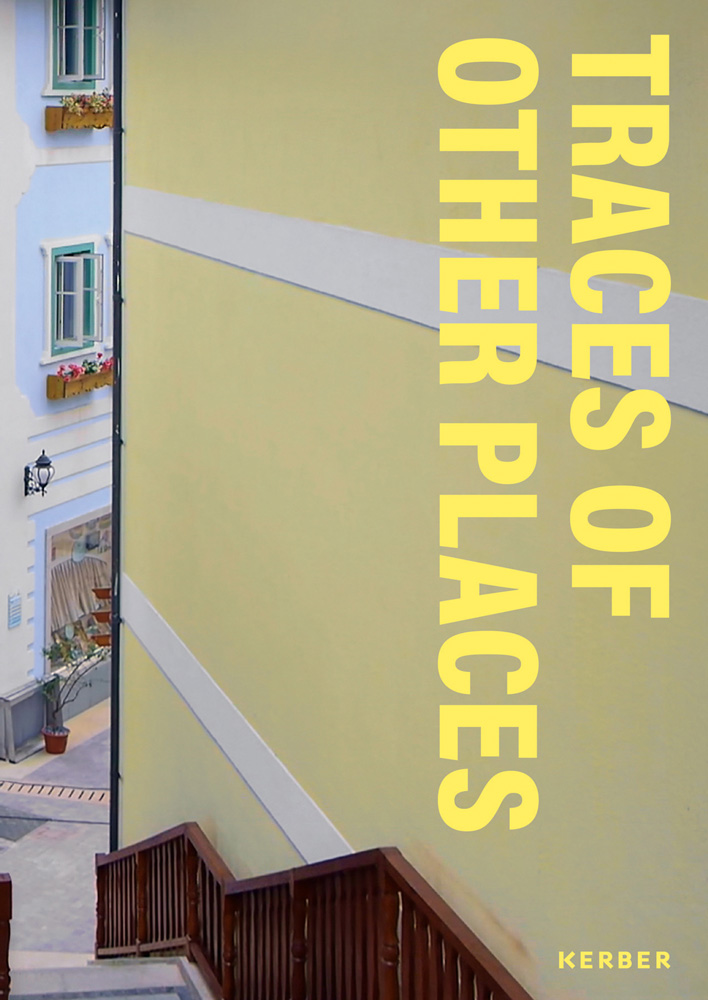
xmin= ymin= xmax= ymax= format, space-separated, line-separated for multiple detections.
xmin=24 ymin=450 xmax=55 ymax=497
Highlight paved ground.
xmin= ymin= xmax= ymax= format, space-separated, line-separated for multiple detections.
xmin=26 ymin=728 xmax=110 ymax=790
xmin=0 ymin=702 xmax=110 ymax=964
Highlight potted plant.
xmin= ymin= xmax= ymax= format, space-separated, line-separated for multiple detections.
xmin=45 ymin=90 xmax=114 ymax=132
xmin=40 ymin=635 xmax=108 ymax=754
xmin=46 ymin=354 xmax=114 ymax=400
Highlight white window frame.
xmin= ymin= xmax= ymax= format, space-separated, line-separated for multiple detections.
xmin=43 ymin=0 xmax=110 ymax=96
xmin=55 ymin=252 xmax=104 ymax=347
xmin=40 ymin=236 xmax=109 ymax=365
xmin=103 ymin=232 xmax=114 ymax=346
xmin=57 ymin=0 xmax=104 ymax=83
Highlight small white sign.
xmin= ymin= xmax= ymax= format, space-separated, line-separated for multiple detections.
xmin=7 ymin=593 xmax=21 ymax=630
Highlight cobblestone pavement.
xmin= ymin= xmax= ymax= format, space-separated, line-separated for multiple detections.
xmin=0 ymin=704 xmax=110 ymax=961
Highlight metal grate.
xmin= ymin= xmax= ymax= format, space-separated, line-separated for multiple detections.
xmin=0 ymin=779 xmax=108 ymax=803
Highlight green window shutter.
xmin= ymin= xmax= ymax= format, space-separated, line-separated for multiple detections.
xmin=83 ymin=0 xmax=97 ymax=78
xmin=83 ymin=255 xmax=94 ymax=340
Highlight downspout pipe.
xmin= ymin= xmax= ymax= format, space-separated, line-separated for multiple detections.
xmin=109 ymin=0 xmax=124 ymax=853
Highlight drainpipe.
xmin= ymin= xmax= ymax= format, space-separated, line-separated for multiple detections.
xmin=109 ymin=0 xmax=123 ymax=854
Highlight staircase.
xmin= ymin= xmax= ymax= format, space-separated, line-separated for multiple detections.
xmin=0 ymin=823 xmax=536 ymax=1000
xmin=94 ymin=823 xmax=535 ymax=1000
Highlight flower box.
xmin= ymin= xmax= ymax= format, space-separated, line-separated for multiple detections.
xmin=46 ymin=368 xmax=114 ymax=399
xmin=45 ymin=106 xmax=113 ymax=132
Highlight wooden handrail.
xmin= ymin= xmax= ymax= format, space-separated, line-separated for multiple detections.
xmin=97 ymin=821 xmax=235 ymax=886
xmin=380 ymin=849 xmax=534 ymax=1000
xmin=0 ymin=874 xmax=11 ymax=1000
xmin=96 ymin=821 xmax=191 ymax=865
xmin=96 ymin=820 xmax=231 ymax=997
xmin=96 ymin=824 xmax=535 ymax=1000
xmin=223 ymin=848 xmax=385 ymax=896
xmin=224 ymin=847 xmax=534 ymax=1000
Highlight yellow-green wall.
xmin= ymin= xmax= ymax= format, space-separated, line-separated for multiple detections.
xmin=126 ymin=0 xmax=707 ymax=298
xmin=121 ymin=630 xmax=302 ymax=876
xmin=122 ymin=238 xmax=706 ymax=998
xmin=122 ymin=2 xmax=707 ymax=997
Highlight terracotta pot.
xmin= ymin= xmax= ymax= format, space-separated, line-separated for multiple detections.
xmin=42 ymin=727 xmax=70 ymax=755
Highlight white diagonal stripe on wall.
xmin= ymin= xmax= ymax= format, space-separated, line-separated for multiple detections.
xmin=36 ymin=418 xmax=111 ymax=456
xmin=25 ymin=466 xmax=111 ymax=515
xmin=31 ymin=398 xmax=112 ymax=436
xmin=124 ymin=185 xmax=708 ymax=415
xmin=50 ymin=441 xmax=111 ymax=481
xmin=33 ymin=145 xmax=112 ymax=168
xmin=121 ymin=574 xmax=353 ymax=864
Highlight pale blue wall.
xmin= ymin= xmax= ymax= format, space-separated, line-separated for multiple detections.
xmin=14 ymin=0 xmax=113 ymax=684
xmin=16 ymin=0 xmax=113 ymax=150
xmin=16 ymin=161 xmax=112 ymax=416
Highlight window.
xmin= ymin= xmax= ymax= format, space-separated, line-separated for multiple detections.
xmin=46 ymin=510 xmax=112 ymax=649
xmin=41 ymin=239 xmax=105 ymax=361
xmin=52 ymin=0 xmax=106 ymax=89
xmin=53 ymin=246 xmax=103 ymax=353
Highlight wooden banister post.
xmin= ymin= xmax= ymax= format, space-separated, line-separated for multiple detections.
xmin=95 ymin=862 xmax=106 ymax=954
xmin=186 ymin=840 xmax=200 ymax=956
xmin=0 ymin=875 xmax=11 ymax=1000
xmin=290 ymin=878 xmax=307 ymax=1000
xmin=221 ymin=894 xmax=235 ymax=1000
xmin=378 ymin=870 xmax=400 ymax=1000
xmin=136 ymin=850 xmax=149 ymax=955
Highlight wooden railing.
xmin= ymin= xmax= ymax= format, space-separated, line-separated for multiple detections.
xmin=0 ymin=874 xmax=11 ymax=1000
xmin=96 ymin=824 xmax=534 ymax=1000
xmin=96 ymin=822 xmax=231 ymax=997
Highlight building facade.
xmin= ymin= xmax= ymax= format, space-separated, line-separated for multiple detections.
xmin=117 ymin=3 xmax=707 ymax=999
xmin=0 ymin=0 xmax=112 ymax=755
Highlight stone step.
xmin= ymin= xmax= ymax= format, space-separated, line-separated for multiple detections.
xmin=14 ymin=994 xmax=180 ymax=1000
xmin=9 ymin=956 xmax=196 ymax=998
xmin=9 ymin=952 xmax=94 ymax=970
